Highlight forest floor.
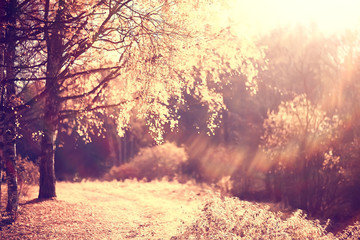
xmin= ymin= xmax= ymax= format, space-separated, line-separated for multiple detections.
xmin=0 ymin=180 xmax=213 ymax=239
xmin=1 ymin=180 xmax=359 ymax=239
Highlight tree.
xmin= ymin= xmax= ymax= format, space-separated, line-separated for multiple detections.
xmin=1 ymin=0 xmax=52 ymax=217
xmin=0 ymin=0 xmax=19 ymax=218
xmin=261 ymin=94 xmax=341 ymax=213
xmin=326 ymin=30 xmax=360 ymax=217
xmin=9 ymin=0 xmax=262 ymax=199
xmin=35 ymin=0 xmax=190 ymax=198
xmin=0 ymin=0 xmax=5 ymax=210
xmin=256 ymin=25 xmax=342 ymax=109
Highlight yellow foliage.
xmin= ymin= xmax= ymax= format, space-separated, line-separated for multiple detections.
xmin=60 ymin=0 xmax=263 ymax=143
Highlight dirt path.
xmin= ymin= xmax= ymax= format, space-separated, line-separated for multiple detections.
xmin=1 ymin=180 xmax=212 ymax=239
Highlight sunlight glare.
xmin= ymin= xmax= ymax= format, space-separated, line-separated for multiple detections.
xmin=228 ymin=0 xmax=360 ymax=35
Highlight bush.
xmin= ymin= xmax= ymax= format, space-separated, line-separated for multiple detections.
xmin=259 ymin=95 xmax=351 ymax=217
xmin=17 ymin=157 xmax=39 ymax=197
xmin=172 ymin=194 xmax=335 ymax=239
xmin=336 ymin=221 xmax=360 ymax=240
xmin=104 ymin=142 xmax=188 ymax=181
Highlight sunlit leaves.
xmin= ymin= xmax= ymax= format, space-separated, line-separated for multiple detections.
xmin=18 ymin=0 xmax=263 ymax=144
xmin=64 ymin=0 xmax=264 ymax=143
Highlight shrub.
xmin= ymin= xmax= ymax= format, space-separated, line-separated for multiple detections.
xmin=173 ymin=194 xmax=335 ymax=239
xmin=17 ymin=157 xmax=39 ymax=197
xmin=336 ymin=221 xmax=360 ymax=240
xmin=105 ymin=164 xmax=139 ymax=180
xmin=104 ymin=142 xmax=188 ymax=181
xmin=260 ymin=95 xmax=348 ymax=216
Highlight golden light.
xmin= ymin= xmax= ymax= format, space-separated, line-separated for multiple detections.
xmin=227 ymin=0 xmax=360 ymax=35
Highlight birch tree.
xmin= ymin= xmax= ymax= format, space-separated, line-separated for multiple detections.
xmin=0 ymin=0 xmax=19 ymax=219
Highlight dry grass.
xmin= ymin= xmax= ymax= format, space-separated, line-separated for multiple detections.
xmin=1 ymin=180 xmax=211 ymax=239
xmin=1 ymin=180 xmax=360 ymax=239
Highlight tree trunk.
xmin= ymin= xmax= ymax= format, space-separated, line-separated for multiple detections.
xmin=0 ymin=1 xmax=5 ymax=208
xmin=38 ymin=98 xmax=58 ymax=198
xmin=3 ymin=0 xmax=18 ymax=217
xmin=4 ymin=111 xmax=18 ymax=215
xmin=0 ymin=111 xmax=4 ymax=209
xmin=38 ymin=0 xmax=64 ymax=199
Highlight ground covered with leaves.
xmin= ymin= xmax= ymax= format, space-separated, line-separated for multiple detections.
xmin=1 ymin=180 xmax=210 ymax=239
xmin=1 ymin=180 xmax=359 ymax=239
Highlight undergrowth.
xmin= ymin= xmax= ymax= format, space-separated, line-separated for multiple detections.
xmin=104 ymin=142 xmax=188 ymax=181
xmin=17 ymin=157 xmax=39 ymax=197
xmin=172 ymin=193 xmax=360 ymax=239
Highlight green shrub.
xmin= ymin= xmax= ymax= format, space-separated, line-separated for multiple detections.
xmin=104 ymin=142 xmax=188 ymax=181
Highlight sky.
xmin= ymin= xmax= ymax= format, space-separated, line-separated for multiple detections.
xmin=228 ymin=0 xmax=360 ymax=35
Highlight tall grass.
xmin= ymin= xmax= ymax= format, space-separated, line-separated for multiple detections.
xmin=173 ymin=192 xmax=360 ymax=239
